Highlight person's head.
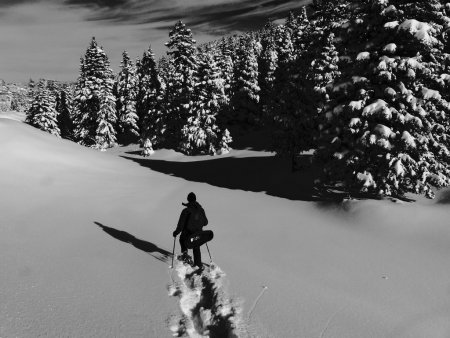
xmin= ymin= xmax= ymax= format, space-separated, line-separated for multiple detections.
xmin=187 ymin=192 xmax=196 ymax=203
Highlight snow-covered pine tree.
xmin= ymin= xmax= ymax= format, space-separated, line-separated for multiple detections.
xmin=216 ymin=37 xmax=235 ymax=105
xmin=311 ymin=0 xmax=350 ymax=27
xmin=258 ymin=33 xmax=278 ymax=116
xmin=309 ymin=32 xmax=341 ymax=134
xmin=157 ymin=56 xmax=170 ymax=82
xmin=285 ymin=11 xmax=299 ymax=32
xmin=267 ymin=24 xmax=306 ymax=167
xmin=230 ymin=35 xmax=260 ymax=127
xmin=206 ymin=46 xmax=227 ymax=106
xmin=164 ymin=20 xmax=198 ymax=150
xmin=316 ymin=0 xmax=450 ymax=199
xmin=73 ymin=37 xmax=117 ymax=150
xmin=250 ymin=31 xmax=263 ymax=57
xmin=180 ymin=52 xmax=232 ymax=155
xmin=291 ymin=6 xmax=313 ymax=54
xmin=284 ymin=9 xmax=305 ymax=51
xmin=274 ymin=24 xmax=295 ymax=66
xmin=95 ymin=76 xmax=117 ymax=151
xmin=136 ymin=46 xmax=165 ymax=156
xmin=26 ymin=82 xmax=60 ymax=137
xmin=115 ymin=51 xmax=139 ymax=145
xmin=55 ymin=85 xmax=74 ymax=140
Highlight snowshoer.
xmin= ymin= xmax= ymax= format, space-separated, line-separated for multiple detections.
xmin=173 ymin=192 xmax=208 ymax=269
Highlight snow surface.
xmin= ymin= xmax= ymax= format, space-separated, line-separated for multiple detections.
xmin=383 ymin=43 xmax=397 ymax=53
xmin=373 ymin=124 xmax=395 ymax=139
xmin=168 ymin=261 xmax=245 ymax=337
xmin=422 ymin=87 xmax=442 ymax=101
xmin=356 ymin=52 xmax=370 ymax=61
xmin=362 ymin=99 xmax=392 ymax=119
xmin=348 ymin=100 xmax=363 ymax=112
xmin=0 ymin=110 xmax=26 ymax=122
xmin=384 ymin=21 xmax=399 ymax=29
xmin=439 ymin=74 xmax=450 ymax=83
xmin=382 ymin=5 xmax=397 ymax=15
xmin=351 ymin=76 xmax=368 ymax=84
xmin=398 ymin=19 xmax=438 ymax=45
xmin=401 ymin=131 xmax=416 ymax=149
xmin=356 ymin=171 xmax=375 ymax=188
xmin=2 ymin=118 xmax=450 ymax=337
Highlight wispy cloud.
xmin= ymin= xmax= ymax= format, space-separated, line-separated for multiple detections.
xmin=0 ymin=1 xmax=147 ymax=82
xmin=0 ymin=0 xmax=310 ymax=82
xmin=0 ymin=0 xmax=32 ymax=7
xmin=63 ymin=0 xmax=309 ymax=32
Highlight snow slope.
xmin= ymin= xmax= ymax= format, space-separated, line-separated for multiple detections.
xmin=1 ymin=117 xmax=450 ymax=337
xmin=0 ymin=110 xmax=26 ymax=122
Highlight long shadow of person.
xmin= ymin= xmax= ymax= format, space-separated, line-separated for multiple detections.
xmin=94 ymin=222 xmax=171 ymax=264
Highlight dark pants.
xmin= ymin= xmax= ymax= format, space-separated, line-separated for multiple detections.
xmin=180 ymin=231 xmax=202 ymax=268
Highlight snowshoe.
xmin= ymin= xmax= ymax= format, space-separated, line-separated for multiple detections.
xmin=194 ymin=265 xmax=204 ymax=275
xmin=177 ymin=252 xmax=194 ymax=266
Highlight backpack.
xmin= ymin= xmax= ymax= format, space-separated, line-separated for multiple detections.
xmin=186 ymin=206 xmax=208 ymax=232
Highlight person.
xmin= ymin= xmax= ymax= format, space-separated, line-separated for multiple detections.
xmin=173 ymin=192 xmax=208 ymax=269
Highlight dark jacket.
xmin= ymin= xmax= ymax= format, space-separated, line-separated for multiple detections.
xmin=174 ymin=201 xmax=208 ymax=235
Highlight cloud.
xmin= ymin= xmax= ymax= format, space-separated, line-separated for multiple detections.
xmin=0 ymin=0 xmax=31 ymax=7
xmin=63 ymin=0 xmax=310 ymax=34
xmin=0 ymin=0 xmax=311 ymax=82
xmin=0 ymin=1 xmax=155 ymax=82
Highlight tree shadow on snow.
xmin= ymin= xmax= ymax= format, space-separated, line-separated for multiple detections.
xmin=224 ymin=126 xmax=273 ymax=151
xmin=436 ymin=189 xmax=450 ymax=204
xmin=121 ymin=154 xmax=344 ymax=203
xmin=94 ymin=222 xmax=171 ymax=264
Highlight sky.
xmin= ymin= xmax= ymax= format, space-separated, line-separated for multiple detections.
xmin=0 ymin=0 xmax=309 ymax=83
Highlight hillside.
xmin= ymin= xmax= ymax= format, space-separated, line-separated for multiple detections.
xmin=1 ymin=117 xmax=450 ymax=337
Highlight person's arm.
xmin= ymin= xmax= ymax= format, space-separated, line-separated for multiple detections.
xmin=202 ymin=208 xmax=208 ymax=226
xmin=173 ymin=209 xmax=188 ymax=236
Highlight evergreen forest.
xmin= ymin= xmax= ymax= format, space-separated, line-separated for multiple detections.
xmin=25 ymin=0 xmax=450 ymax=200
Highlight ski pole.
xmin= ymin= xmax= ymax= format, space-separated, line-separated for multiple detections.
xmin=205 ymin=242 xmax=213 ymax=262
xmin=170 ymin=236 xmax=176 ymax=268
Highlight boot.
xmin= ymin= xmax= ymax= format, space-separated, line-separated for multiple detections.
xmin=177 ymin=252 xmax=193 ymax=266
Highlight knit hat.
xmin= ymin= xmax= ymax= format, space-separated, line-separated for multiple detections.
xmin=187 ymin=192 xmax=196 ymax=203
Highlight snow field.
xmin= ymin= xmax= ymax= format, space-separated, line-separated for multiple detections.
xmin=2 ymin=118 xmax=450 ymax=337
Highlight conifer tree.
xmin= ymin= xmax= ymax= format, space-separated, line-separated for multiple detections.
xmin=316 ymin=0 xmax=450 ymax=198
xmin=274 ymin=25 xmax=295 ymax=68
xmin=258 ymin=34 xmax=278 ymax=116
xmin=136 ymin=46 xmax=165 ymax=156
xmin=164 ymin=20 xmax=198 ymax=149
xmin=291 ymin=6 xmax=312 ymax=53
xmin=285 ymin=11 xmax=298 ymax=32
xmin=95 ymin=78 xmax=117 ymax=151
xmin=230 ymin=35 xmax=260 ymax=127
xmin=116 ymin=51 xmax=139 ymax=144
xmin=311 ymin=0 xmax=349 ymax=27
xmin=73 ymin=37 xmax=117 ymax=150
xmin=180 ymin=52 xmax=232 ymax=155
xmin=216 ymin=38 xmax=235 ymax=105
xmin=56 ymin=86 xmax=74 ymax=140
xmin=310 ymin=32 xmax=341 ymax=128
xmin=157 ymin=56 xmax=170 ymax=84
xmin=267 ymin=24 xmax=304 ymax=166
xmin=26 ymin=83 xmax=60 ymax=137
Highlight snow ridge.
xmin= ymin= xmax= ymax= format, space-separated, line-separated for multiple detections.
xmin=168 ymin=261 xmax=246 ymax=337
